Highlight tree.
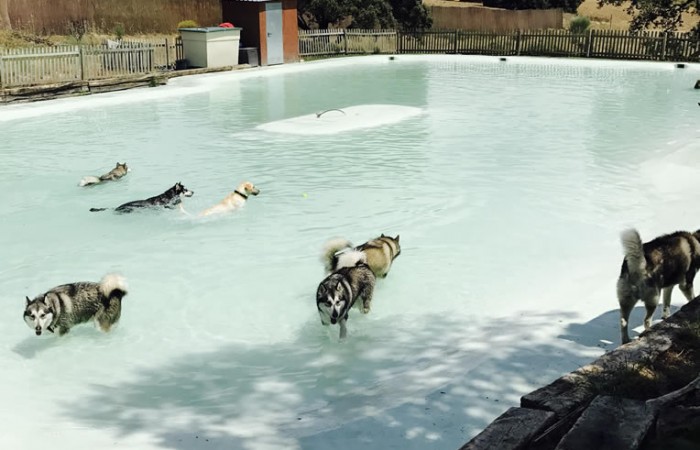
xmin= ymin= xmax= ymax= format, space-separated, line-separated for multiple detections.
xmin=596 ymin=0 xmax=700 ymax=34
xmin=482 ymin=0 xmax=584 ymax=14
xmin=0 ymin=0 xmax=11 ymax=31
xmin=297 ymin=0 xmax=431 ymax=29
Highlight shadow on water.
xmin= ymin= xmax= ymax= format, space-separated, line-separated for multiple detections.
xmin=59 ymin=310 xmax=607 ymax=450
xmin=558 ymin=305 xmax=683 ymax=350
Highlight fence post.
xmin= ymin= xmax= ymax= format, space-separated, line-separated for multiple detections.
xmin=79 ymin=45 xmax=85 ymax=80
xmin=396 ymin=30 xmax=401 ymax=54
xmin=453 ymin=30 xmax=459 ymax=54
xmin=0 ymin=53 xmax=4 ymax=90
xmin=661 ymin=32 xmax=668 ymax=61
xmin=586 ymin=29 xmax=594 ymax=58
xmin=165 ymin=38 xmax=169 ymax=70
xmin=343 ymin=29 xmax=348 ymax=55
xmin=515 ymin=29 xmax=521 ymax=55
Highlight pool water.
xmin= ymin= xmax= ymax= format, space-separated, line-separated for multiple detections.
xmin=0 ymin=55 xmax=699 ymax=450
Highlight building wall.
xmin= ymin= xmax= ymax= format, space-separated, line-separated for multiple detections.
xmin=282 ymin=0 xmax=299 ymax=62
xmin=222 ymin=1 xmax=262 ymax=48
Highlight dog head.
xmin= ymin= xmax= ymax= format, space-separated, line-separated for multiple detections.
xmin=316 ymin=274 xmax=350 ymax=326
xmin=172 ymin=182 xmax=194 ymax=198
xmin=114 ymin=162 xmax=129 ymax=173
xmin=380 ymin=233 xmax=401 ymax=260
xmin=237 ymin=181 xmax=260 ymax=197
xmin=23 ymin=296 xmax=55 ymax=336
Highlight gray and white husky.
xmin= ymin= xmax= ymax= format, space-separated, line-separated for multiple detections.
xmin=23 ymin=273 xmax=128 ymax=336
xmin=79 ymin=162 xmax=130 ymax=187
xmin=316 ymin=254 xmax=376 ymax=339
xmin=321 ymin=234 xmax=401 ymax=278
xmin=617 ymin=228 xmax=700 ymax=344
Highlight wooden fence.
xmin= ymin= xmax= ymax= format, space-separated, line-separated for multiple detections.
xmin=0 ymin=39 xmax=185 ymax=88
xmin=300 ymin=29 xmax=700 ymax=62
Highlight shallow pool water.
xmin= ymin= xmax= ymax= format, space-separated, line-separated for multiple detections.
xmin=1 ymin=55 xmax=699 ymax=450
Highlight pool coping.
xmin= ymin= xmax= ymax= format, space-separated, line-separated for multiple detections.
xmin=0 ymin=64 xmax=253 ymax=104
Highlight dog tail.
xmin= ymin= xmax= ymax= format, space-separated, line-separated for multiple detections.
xmin=621 ymin=228 xmax=646 ymax=275
xmin=89 ymin=207 xmax=109 ymax=212
xmin=99 ymin=273 xmax=128 ymax=301
xmin=321 ymin=237 xmax=353 ymax=272
xmin=80 ymin=176 xmax=101 ymax=187
xmin=336 ymin=250 xmax=367 ymax=270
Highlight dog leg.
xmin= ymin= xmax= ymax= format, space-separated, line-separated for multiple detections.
xmin=339 ymin=318 xmax=348 ymax=339
xmin=679 ymin=282 xmax=695 ymax=302
xmin=360 ymin=284 xmax=375 ymax=314
xmin=617 ymin=279 xmax=636 ymax=344
xmin=662 ymin=286 xmax=674 ymax=319
xmin=642 ymin=291 xmax=660 ymax=331
xmin=58 ymin=326 xmax=70 ymax=336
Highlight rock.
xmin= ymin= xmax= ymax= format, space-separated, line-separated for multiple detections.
xmin=555 ymin=396 xmax=654 ymax=450
xmin=459 ymin=407 xmax=555 ymax=450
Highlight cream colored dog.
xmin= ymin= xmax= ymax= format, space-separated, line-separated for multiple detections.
xmin=199 ymin=181 xmax=260 ymax=217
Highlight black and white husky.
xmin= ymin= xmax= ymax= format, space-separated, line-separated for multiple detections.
xmin=617 ymin=228 xmax=700 ymax=344
xmin=321 ymin=234 xmax=401 ymax=278
xmin=90 ymin=182 xmax=193 ymax=213
xmin=79 ymin=162 xmax=130 ymax=187
xmin=316 ymin=252 xmax=376 ymax=339
xmin=23 ymin=273 xmax=128 ymax=336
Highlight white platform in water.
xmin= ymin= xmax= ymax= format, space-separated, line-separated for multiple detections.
xmin=256 ymin=104 xmax=423 ymax=135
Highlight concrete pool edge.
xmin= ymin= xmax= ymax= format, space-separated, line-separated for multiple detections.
xmin=461 ymin=299 xmax=700 ymax=450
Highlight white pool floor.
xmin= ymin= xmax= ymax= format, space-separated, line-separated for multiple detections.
xmin=0 ymin=55 xmax=699 ymax=450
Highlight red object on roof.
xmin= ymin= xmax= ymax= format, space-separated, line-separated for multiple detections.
xmin=219 ymin=22 xmax=235 ymax=28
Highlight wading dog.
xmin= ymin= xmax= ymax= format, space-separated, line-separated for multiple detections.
xmin=199 ymin=181 xmax=260 ymax=217
xmin=321 ymin=234 xmax=401 ymax=278
xmin=617 ymin=228 xmax=700 ymax=344
xmin=316 ymin=255 xmax=376 ymax=339
xmin=23 ymin=273 xmax=128 ymax=336
xmin=90 ymin=182 xmax=193 ymax=213
xmin=80 ymin=162 xmax=130 ymax=187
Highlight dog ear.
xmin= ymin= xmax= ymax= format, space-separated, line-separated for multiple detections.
xmin=381 ymin=233 xmax=385 ymax=237
xmin=395 ymin=235 xmax=400 ymax=242
xmin=25 ymin=296 xmax=31 ymax=306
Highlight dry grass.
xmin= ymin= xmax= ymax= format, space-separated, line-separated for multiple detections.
xmin=422 ymin=0 xmax=700 ymax=32
xmin=582 ymin=322 xmax=700 ymax=401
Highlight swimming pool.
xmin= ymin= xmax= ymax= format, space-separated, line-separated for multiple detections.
xmin=1 ymin=55 xmax=699 ymax=450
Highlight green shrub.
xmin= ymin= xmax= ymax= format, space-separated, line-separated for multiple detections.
xmin=569 ymin=16 xmax=591 ymax=35
xmin=113 ymin=22 xmax=125 ymax=40
xmin=177 ymin=20 xmax=199 ymax=29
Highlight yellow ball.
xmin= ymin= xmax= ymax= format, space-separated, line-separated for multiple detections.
xmin=302 ymin=193 xmax=308 ymax=198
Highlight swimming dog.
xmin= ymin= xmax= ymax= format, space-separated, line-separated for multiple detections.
xmin=617 ymin=228 xmax=700 ymax=344
xmin=321 ymin=234 xmax=401 ymax=278
xmin=316 ymin=256 xmax=376 ymax=339
xmin=80 ymin=162 xmax=129 ymax=187
xmin=199 ymin=181 xmax=260 ymax=217
xmin=23 ymin=273 xmax=128 ymax=336
xmin=90 ymin=182 xmax=193 ymax=213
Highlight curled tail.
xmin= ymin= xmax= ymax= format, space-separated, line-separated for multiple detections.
xmin=321 ymin=237 xmax=353 ymax=273
xmin=621 ymin=228 xmax=646 ymax=276
xmin=99 ymin=273 xmax=128 ymax=301
xmin=80 ymin=176 xmax=101 ymax=187
xmin=336 ymin=250 xmax=367 ymax=270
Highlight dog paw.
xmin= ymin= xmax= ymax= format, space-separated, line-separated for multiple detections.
xmin=361 ymin=306 xmax=371 ymax=314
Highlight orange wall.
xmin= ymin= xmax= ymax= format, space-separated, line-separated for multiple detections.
xmin=221 ymin=0 xmax=299 ymax=66
xmin=282 ymin=0 xmax=299 ymax=62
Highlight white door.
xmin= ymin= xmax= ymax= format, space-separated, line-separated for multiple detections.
xmin=265 ymin=2 xmax=284 ymax=65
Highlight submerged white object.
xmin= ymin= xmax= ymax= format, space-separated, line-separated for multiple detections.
xmin=256 ymin=104 xmax=423 ymax=135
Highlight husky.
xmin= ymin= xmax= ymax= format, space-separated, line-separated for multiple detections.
xmin=23 ymin=273 xmax=128 ymax=336
xmin=316 ymin=256 xmax=376 ymax=339
xmin=90 ymin=182 xmax=193 ymax=213
xmin=199 ymin=181 xmax=260 ymax=217
xmin=79 ymin=162 xmax=130 ymax=187
xmin=321 ymin=234 xmax=401 ymax=278
xmin=617 ymin=228 xmax=700 ymax=344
